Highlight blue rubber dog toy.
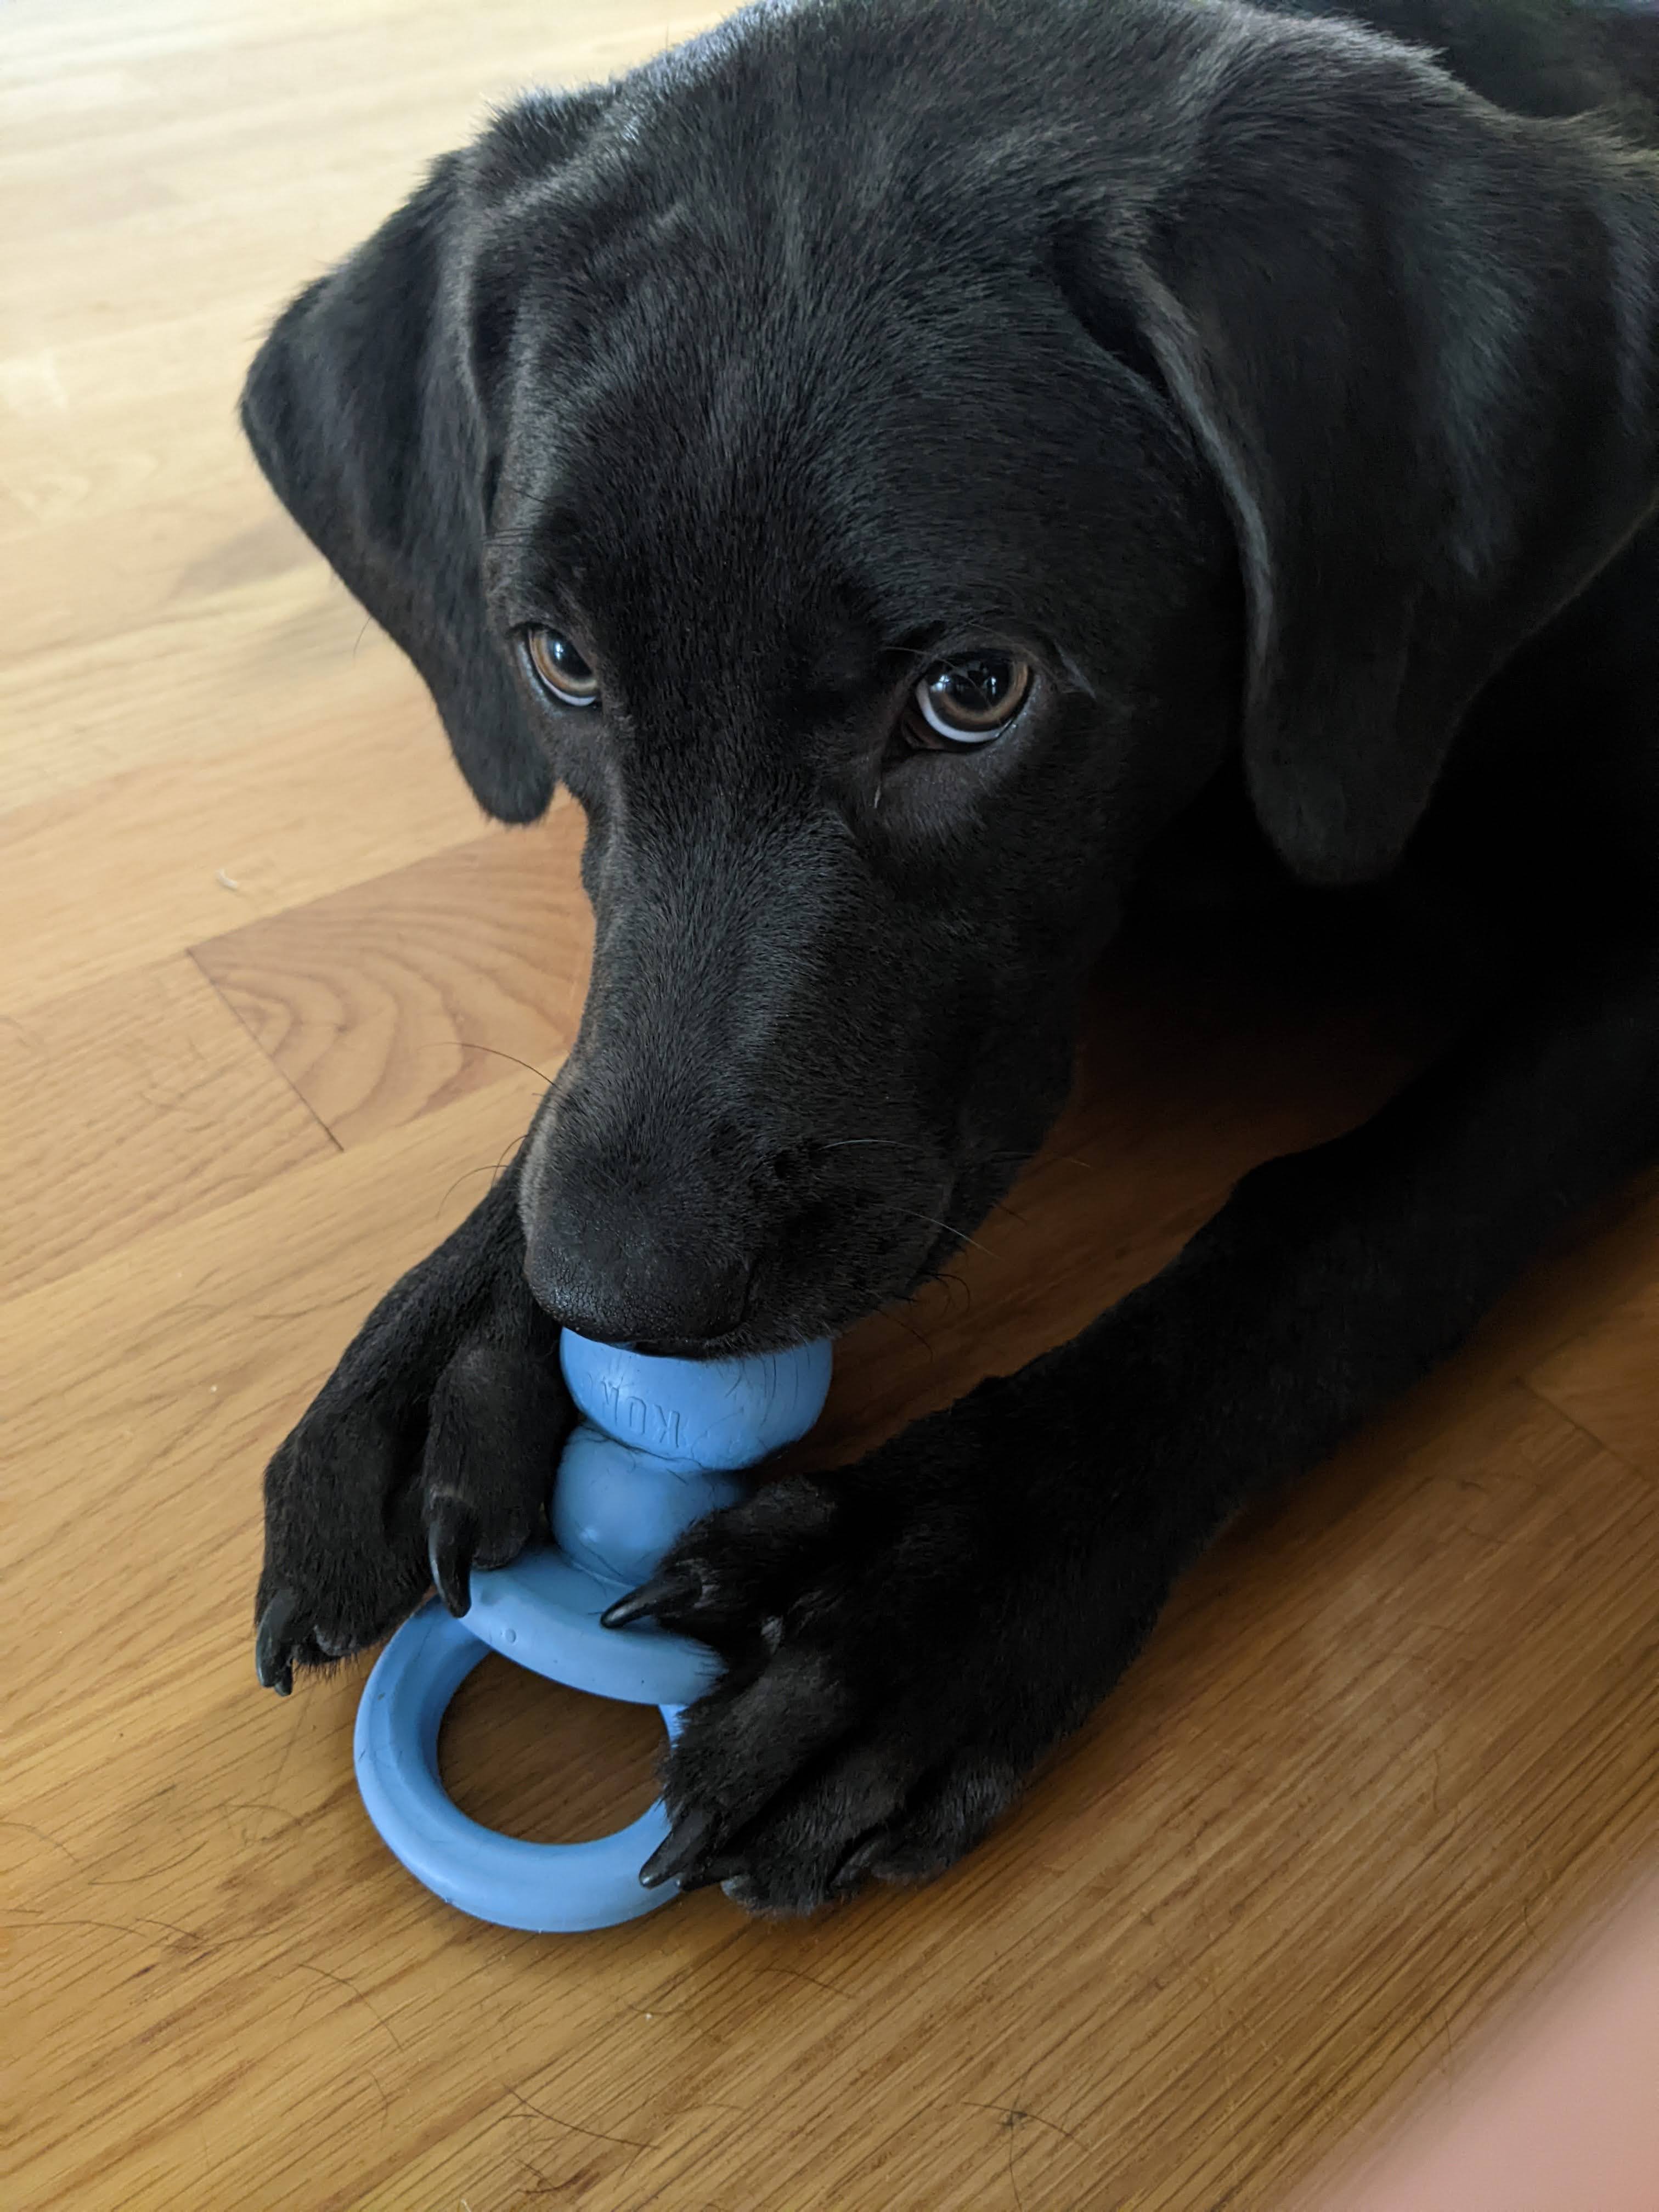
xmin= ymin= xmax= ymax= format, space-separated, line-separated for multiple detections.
xmin=353 ymin=1331 xmax=833 ymax=1932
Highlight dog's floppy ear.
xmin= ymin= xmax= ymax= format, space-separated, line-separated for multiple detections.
xmin=1093 ymin=25 xmax=1659 ymax=886
xmin=241 ymin=109 xmax=594 ymax=822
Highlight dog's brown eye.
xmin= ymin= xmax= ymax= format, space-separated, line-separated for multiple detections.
xmin=523 ymin=627 xmax=600 ymax=707
xmin=910 ymin=652 xmax=1032 ymax=748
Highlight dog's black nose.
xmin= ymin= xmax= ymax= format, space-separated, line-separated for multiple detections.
xmin=522 ymin=1207 xmax=752 ymax=1350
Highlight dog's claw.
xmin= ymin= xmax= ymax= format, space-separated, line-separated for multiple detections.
xmin=639 ymin=1804 xmax=718 ymax=1889
xmin=601 ymin=1566 xmax=700 ymax=1630
xmin=427 ymin=1494 xmax=479 ymax=1617
xmin=255 ymin=1589 xmax=299 ymax=1695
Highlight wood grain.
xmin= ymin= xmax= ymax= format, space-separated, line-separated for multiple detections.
xmin=0 ymin=697 xmax=487 ymax=1013
xmin=0 ymin=550 xmax=414 ymax=812
xmin=1531 ymin=1266 xmax=1659 ymax=1477
xmin=4 ymin=1 xmax=1657 ymax=2208
xmin=194 ymin=805 xmax=592 ymax=1148
xmin=0 ymin=952 xmax=334 ymax=1298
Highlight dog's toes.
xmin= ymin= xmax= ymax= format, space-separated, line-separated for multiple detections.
xmin=845 ymin=1757 xmax=1022 ymax=1892
xmin=254 ymin=1587 xmax=302 ymax=1695
xmin=253 ymin=1577 xmax=383 ymax=1686
xmin=426 ymin=1493 xmax=479 ymax=1617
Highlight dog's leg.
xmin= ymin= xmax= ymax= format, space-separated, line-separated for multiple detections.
xmin=623 ymin=930 xmax=1659 ymax=1910
xmin=253 ymin=1163 xmax=570 ymax=1692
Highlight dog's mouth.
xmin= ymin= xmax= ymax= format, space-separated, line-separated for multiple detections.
xmin=628 ymin=1325 xmax=794 ymax=1361
xmin=618 ymin=1172 xmax=999 ymax=1362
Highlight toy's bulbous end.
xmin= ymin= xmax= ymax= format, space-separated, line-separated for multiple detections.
xmin=558 ymin=1333 xmax=833 ymax=1471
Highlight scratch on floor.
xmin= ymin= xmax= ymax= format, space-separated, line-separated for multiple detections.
xmin=294 ymin=1960 xmax=408 ymax=2057
xmin=756 ymin=1961 xmax=855 ymax=2001
xmin=500 ymin=2079 xmax=653 ymax=2157
xmin=959 ymin=2098 xmax=1091 ymax=2152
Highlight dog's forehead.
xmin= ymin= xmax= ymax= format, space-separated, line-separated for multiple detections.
xmin=470 ymin=12 xmax=1213 ymax=682
xmin=483 ymin=201 xmax=1158 ymax=669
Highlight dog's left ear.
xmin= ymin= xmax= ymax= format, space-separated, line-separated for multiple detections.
xmin=1082 ymin=24 xmax=1659 ymax=886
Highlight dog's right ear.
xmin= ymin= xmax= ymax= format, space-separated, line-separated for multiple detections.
xmin=1060 ymin=20 xmax=1659 ymax=890
xmin=241 ymin=100 xmax=600 ymax=823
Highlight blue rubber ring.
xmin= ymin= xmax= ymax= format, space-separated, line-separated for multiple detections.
xmin=354 ymin=1602 xmax=686 ymax=1933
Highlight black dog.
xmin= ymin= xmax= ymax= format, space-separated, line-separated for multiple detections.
xmin=244 ymin=0 xmax=1659 ymax=1912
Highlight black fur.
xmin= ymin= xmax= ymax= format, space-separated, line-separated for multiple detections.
xmin=244 ymin=0 xmax=1659 ymax=1912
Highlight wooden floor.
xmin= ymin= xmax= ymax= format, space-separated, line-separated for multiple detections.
xmin=4 ymin=4 xmax=1657 ymax=2207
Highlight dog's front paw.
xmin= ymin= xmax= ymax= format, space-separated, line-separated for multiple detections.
xmin=607 ymin=1396 xmax=1131 ymax=1914
xmin=253 ymin=1177 xmax=572 ymax=1692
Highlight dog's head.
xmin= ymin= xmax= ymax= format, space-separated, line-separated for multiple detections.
xmin=243 ymin=0 xmax=1659 ymax=1351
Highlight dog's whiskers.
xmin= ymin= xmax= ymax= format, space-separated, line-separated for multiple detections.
xmin=878 ymin=1305 xmax=936 ymax=1358
xmin=896 ymin=1209 xmax=994 ymax=1257
xmin=451 ymin=1041 xmax=562 ymax=1087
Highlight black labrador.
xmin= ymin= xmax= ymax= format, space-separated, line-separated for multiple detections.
xmin=243 ymin=0 xmax=1659 ymax=1912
